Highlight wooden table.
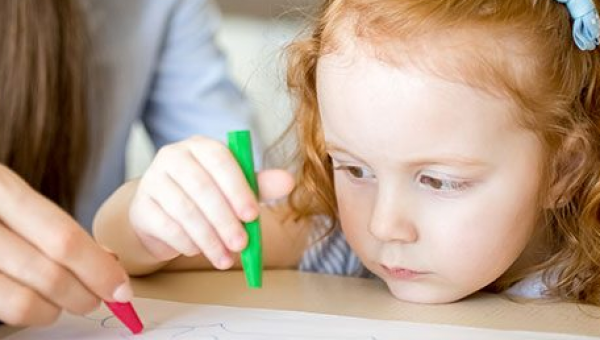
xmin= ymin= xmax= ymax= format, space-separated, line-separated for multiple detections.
xmin=2 ymin=270 xmax=599 ymax=338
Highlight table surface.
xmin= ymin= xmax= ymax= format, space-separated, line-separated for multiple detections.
xmin=2 ymin=270 xmax=600 ymax=338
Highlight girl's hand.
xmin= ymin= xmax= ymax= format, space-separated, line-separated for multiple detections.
xmin=0 ymin=165 xmax=133 ymax=326
xmin=129 ymin=136 xmax=294 ymax=269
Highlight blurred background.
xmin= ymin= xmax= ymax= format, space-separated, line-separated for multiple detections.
xmin=126 ymin=0 xmax=317 ymax=178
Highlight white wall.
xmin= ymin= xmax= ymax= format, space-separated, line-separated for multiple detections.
xmin=126 ymin=14 xmax=303 ymax=179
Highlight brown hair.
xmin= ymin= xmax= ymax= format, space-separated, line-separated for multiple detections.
xmin=0 ymin=0 xmax=89 ymax=212
xmin=285 ymin=0 xmax=600 ymax=305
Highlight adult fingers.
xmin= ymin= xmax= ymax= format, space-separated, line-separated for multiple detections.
xmin=0 ymin=165 xmax=132 ymax=303
xmin=0 ymin=225 xmax=99 ymax=315
xmin=0 ymin=273 xmax=60 ymax=327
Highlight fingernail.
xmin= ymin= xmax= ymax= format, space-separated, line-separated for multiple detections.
xmin=228 ymin=234 xmax=246 ymax=251
xmin=113 ymin=282 xmax=134 ymax=303
xmin=240 ymin=206 xmax=258 ymax=222
xmin=218 ymin=257 xmax=233 ymax=269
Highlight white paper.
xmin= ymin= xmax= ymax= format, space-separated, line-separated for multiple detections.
xmin=6 ymin=298 xmax=596 ymax=340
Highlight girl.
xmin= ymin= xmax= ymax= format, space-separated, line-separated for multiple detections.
xmin=94 ymin=0 xmax=600 ymax=306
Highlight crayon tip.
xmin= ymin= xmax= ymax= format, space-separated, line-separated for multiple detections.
xmin=104 ymin=301 xmax=144 ymax=334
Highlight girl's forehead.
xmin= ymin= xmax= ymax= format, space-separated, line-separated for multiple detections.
xmin=318 ymin=51 xmax=521 ymax=133
xmin=319 ymin=24 xmax=537 ymax=110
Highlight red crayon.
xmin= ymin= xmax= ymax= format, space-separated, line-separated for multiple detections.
xmin=104 ymin=301 xmax=144 ymax=334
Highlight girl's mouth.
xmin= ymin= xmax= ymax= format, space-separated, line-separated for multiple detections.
xmin=381 ymin=265 xmax=429 ymax=280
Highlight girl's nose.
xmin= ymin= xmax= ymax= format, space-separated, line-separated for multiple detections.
xmin=368 ymin=193 xmax=418 ymax=243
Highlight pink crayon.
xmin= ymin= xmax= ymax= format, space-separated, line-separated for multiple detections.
xmin=104 ymin=301 xmax=144 ymax=334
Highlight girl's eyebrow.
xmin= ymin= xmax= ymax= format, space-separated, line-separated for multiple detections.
xmin=325 ymin=143 xmax=350 ymax=154
xmin=407 ymin=156 xmax=489 ymax=168
xmin=325 ymin=143 xmax=367 ymax=163
xmin=326 ymin=142 xmax=488 ymax=168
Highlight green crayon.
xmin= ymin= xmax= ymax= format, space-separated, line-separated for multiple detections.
xmin=227 ymin=130 xmax=262 ymax=288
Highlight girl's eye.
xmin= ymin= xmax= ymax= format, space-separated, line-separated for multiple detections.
xmin=418 ymin=174 xmax=468 ymax=192
xmin=334 ymin=165 xmax=376 ymax=180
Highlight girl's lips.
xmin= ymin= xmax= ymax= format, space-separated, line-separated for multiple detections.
xmin=381 ymin=265 xmax=429 ymax=280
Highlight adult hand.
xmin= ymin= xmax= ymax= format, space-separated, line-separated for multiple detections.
xmin=129 ymin=136 xmax=294 ymax=268
xmin=0 ymin=165 xmax=133 ymax=326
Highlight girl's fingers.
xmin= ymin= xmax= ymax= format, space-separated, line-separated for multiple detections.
xmin=134 ymin=233 xmax=180 ymax=262
xmin=187 ymin=137 xmax=259 ymax=222
xmin=0 ymin=165 xmax=132 ymax=304
xmin=257 ymin=169 xmax=295 ymax=201
xmin=0 ymin=273 xmax=61 ymax=327
xmin=0 ymin=226 xmax=99 ymax=316
xmin=132 ymin=139 xmax=295 ymax=270
xmin=166 ymin=152 xmax=247 ymax=253
xmin=144 ymin=172 xmax=233 ymax=269
xmin=130 ymin=194 xmax=200 ymax=260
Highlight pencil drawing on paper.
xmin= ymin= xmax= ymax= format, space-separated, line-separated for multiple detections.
xmin=87 ymin=313 xmax=379 ymax=340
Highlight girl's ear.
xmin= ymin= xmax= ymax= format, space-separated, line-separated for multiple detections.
xmin=543 ymin=134 xmax=588 ymax=209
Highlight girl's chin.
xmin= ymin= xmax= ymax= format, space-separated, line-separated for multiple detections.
xmin=385 ymin=280 xmax=470 ymax=304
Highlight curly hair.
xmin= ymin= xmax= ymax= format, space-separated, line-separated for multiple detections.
xmin=284 ymin=0 xmax=600 ymax=305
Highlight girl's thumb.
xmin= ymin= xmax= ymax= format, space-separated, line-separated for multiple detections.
xmin=257 ymin=169 xmax=295 ymax=201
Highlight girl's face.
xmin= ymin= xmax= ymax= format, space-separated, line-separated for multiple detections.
xmin=316 ymin=47 xmax=544 ymax=303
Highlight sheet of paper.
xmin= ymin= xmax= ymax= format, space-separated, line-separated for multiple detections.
xmin=6 ymin=298 xmax=596 ymax=340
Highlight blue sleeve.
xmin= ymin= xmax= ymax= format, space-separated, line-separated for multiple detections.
xmin=141 ymin=0 xmax=260 ymax=152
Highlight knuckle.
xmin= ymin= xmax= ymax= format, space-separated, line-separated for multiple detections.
xmin=159 ymin=220 xmax=186 ymax=242
xmin=41 ymin=262 xmax=63 ymax=287
xmin=155 ymin=144 xmax=186 ymax=163
xmin=177 ymin=166 xmax=206 ymax=188
xmin=205 ymin=148 xmax=231 ymax=168
xmin=47 ymin=229 xmax=80 ymax=261
xmin=188 ymin=135 xmax=209 ymax=144
xmin=195 ymin=138 xmax=228 ymax=159
xmin=191 ymin=172 xmax=213 ymax=190
xmin=176 ymin=199 xmax=199 ymax=221
xmin=41 ymin=264 xmax=69 ymax=297
xmin=214 ymin=216 xmax=241 ymax=235
xmin=199 ymin=231 xmax=225 ymax=254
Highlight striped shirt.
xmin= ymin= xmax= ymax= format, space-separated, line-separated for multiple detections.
xmin=299 ymin=222 xmax=373 ymax=278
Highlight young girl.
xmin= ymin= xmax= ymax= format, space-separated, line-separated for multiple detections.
xmin=94 ymin=0 xmax=600 ymax=306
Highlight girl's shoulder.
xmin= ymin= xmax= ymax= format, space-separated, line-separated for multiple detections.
xmin=504 ymin=268 xmax=562 ymax=299
xmin=299 ymin=220 xmax=370 ymax=278
xmin=504 ymin=272 xmax=548 ymax=299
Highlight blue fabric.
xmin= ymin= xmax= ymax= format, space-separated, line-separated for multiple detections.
xmin=75 ymin=0 xmax=257 ymax=230
xmin=299 ymin=221 xmax=372 ymax=278
xmin=556 ymin=0 xmax=600 ymax=50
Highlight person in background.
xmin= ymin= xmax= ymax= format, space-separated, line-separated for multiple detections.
xmin=0 ymin=0 xmax=256 ymax=327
